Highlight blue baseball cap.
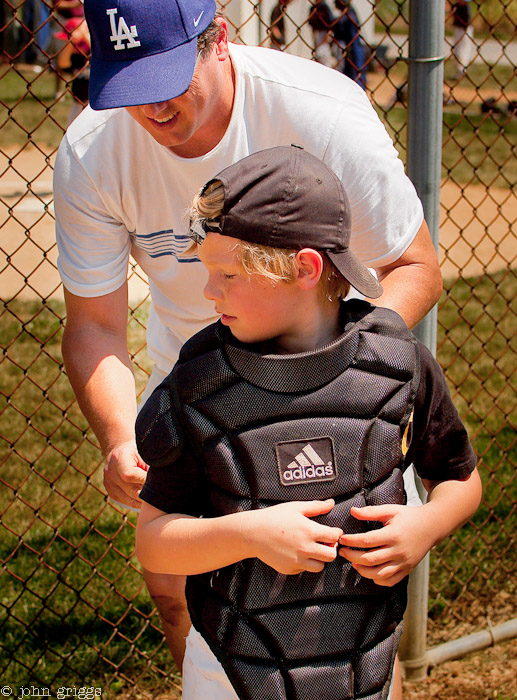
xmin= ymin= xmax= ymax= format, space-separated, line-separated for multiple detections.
xmin=84 ymin=0 xmax=217 ymax=110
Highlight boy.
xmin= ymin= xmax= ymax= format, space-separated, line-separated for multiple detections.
xmin=135 ymin=146 xmax=481 ymax=700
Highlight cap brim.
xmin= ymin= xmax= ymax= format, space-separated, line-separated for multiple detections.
xmin=89 ymin=37 xmax=198 ymax=110
xmin=328 ymin=249 xmax=383 ymax=299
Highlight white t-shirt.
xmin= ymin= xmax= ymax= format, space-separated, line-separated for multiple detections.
xmin=54 ymin=43 xmax=423 ymax=373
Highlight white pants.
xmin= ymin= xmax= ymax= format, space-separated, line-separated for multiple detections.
xmin=139 ymin=365 xmax=169 ymax=406
xmin=182 ymin=627 xmax=239 ymax=700
xmin=182 ymin=627 xmax=395 ymax=700
xmin=452 ymin=24 xmax=475 ymax=72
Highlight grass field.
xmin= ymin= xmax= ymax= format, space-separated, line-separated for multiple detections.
xmin=382 ymin=100 xmax=517 ymax=190
xmin=375 ymin=59 xmax=517 ymax=191
xmin=0 ymin=66 xmax=70 ymax=149
xmin=376 ymin=0 xmax=517 ymax=40
xmin=1 ymin=269 xmax=515 ymax=696
xmin=431 ymin=269 xmax=516 ymax=627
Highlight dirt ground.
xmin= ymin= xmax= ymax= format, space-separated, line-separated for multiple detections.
xmin=402 ymin=639 xmax=517 ymax=700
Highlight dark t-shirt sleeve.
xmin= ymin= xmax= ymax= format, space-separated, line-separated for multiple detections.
xmin=406 ymin=341 xmax=477 ymax=481
xmin=136 ymin=379 xmax=206 ymax=516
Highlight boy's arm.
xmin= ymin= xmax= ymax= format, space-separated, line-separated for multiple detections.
xmin=136 ymin=499 xmax=343 ymax=577
xmin=338 ymin=341 xmax=481 ymax=586
xmin=337 ymin=468 xmax=482 ymax=587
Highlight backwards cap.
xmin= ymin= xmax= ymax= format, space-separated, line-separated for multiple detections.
xmin=190 ymin=145 xmax=383 ymax=299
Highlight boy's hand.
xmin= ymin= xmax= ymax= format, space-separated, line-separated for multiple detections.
xmin=249 ymin=499 xmax=343 ymax=576
xmin=338 ymin=504 xmax=436 ymax=587
xmin=339 ymin=472 xmax=482 ymax=586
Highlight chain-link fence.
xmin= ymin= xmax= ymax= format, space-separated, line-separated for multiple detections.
xmin=1 ymin=1 xmax=515 ymax=697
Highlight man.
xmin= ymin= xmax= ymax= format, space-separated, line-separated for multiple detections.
xmin=54 ymin=0 xmax=442 ymax=695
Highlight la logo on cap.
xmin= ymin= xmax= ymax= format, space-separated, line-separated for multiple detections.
xmin=85 ymin=0 xmax=217 ymax=109
xmin=107 ymin=8 xmax=140 ymax=51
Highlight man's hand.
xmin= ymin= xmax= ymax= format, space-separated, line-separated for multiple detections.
xmin=249 ymin=499 xmax=343 ymax=575
xmin=104 ymin=440 xmax=148 ymax=510
xmin=338 ymin=504 xmax=436 ymax=586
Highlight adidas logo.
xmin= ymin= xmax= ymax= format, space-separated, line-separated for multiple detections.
xmin=276 ymin=437 xmax=337 ymax=486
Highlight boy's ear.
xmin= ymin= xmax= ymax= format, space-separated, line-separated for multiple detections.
xmin=295 ymin=249 xmax=324 ymax=290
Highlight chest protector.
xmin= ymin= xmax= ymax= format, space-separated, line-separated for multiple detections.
xmin=169 ymin=301 xmax=420 ymax=700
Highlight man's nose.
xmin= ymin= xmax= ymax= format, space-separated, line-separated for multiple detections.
xmin=141 ymin=100 xmax=173 ymax=118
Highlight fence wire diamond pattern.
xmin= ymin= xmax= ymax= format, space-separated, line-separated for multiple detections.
xmin=0 ymin=1 xmax=515 ymax=697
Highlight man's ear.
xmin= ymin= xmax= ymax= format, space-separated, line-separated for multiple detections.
xmin=213 ymin=17 xmax=230 ymax=61
xmin=295 ymin=248 xmax=324 ymax=290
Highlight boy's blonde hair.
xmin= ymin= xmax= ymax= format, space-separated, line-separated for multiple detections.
xmin=188 ymin=180 xmax=351 ymax=302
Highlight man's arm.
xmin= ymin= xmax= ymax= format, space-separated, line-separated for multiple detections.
xmin=371 ymin=220 xmax=443 ymax=330
xmin=62 ymin=284 xmax=147 ymax=508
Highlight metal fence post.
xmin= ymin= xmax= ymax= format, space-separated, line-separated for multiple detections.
xmin=399 ymin=0 xmax=446 ymax=682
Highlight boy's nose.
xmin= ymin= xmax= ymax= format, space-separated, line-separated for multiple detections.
xmin=203 ymin=279 xmax=221 ymax=302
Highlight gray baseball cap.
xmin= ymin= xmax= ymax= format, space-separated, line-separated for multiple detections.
xmin=189 ymin=145 xmax=383 ymax=299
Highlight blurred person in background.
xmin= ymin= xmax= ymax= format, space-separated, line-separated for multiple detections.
xmin=269 ymin=0 xmax=293 ymax=50
xmin=54 ymin=17 xmax=90 ymax=125
xmin=308 ymin=0 xmax=368 ymax=89
xmin=333 ymin=0 xmax=368 ymax=89
xmin=450 ymin=0 xmax=475 ymax=79
xmin=308 ymin=0 xmax=335 ymax=67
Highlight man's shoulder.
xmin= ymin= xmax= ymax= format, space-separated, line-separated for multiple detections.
xmin=61 ymin=106 xmax=149 ymax=169
xmin=230 ymin=43 xmax=363 ymax=103
xmin=64 ymin=106 xmax=124 ymax=149
xmin=57 ymin=106 xmax=158 ymax=180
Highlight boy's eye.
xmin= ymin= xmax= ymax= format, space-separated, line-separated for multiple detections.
xmin=224 ymin=273 xmax=236 ymax=280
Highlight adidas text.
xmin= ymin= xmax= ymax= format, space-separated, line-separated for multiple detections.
xmin=283 ymin=464 xmax=335 ymax=482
